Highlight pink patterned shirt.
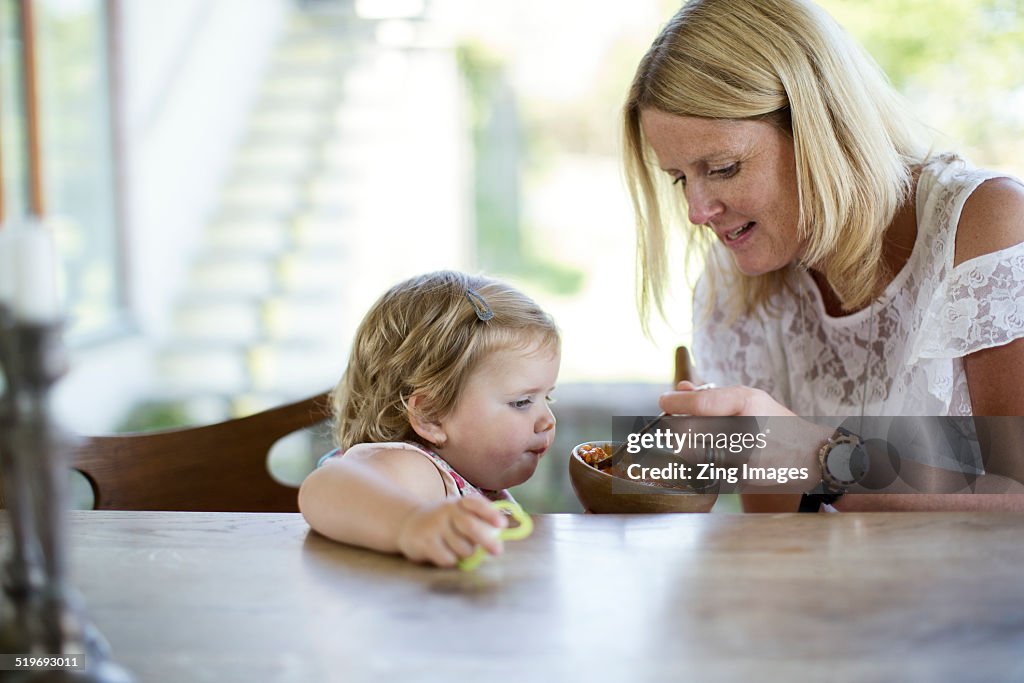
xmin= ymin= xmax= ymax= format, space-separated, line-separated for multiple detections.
xmin=318 ymin=441 xmax=515 ymax=502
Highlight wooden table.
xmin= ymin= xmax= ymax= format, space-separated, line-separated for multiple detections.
xmin=7 ymin=511 xmax=1024 ymax=682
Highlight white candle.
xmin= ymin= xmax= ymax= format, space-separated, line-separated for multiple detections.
xmin=13 ymin=220 xmax=62 ymax=323
xmin=0 ymin=226 xmax=17 ymax=310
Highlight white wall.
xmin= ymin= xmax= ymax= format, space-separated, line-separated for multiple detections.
xmin=58 ymin=336 xmax=153 ymax=434
xmin=55 ymin=0 xmax=288 ymax=433
xmin=120 ymin=0 xmax=288 ymax=338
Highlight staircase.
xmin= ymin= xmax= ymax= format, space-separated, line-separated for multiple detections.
xmin=154 ymin=1 xmax=471 ymax=424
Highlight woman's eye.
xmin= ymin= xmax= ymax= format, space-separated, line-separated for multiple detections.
xmin=544 ymin=395 xmax=556 ymax=404
xmin=711 ymin=163 xmax=739 ymax=178
xmin=672 ymin=175 xmax=687 ymax=189
xmin=510 ymin=398 xmax=533 ymax=409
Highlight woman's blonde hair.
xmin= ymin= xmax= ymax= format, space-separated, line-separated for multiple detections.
xmin=332 ymin=271 xmax=559 ymax=450
xmin=623 ymin=0 xmax=929 ymax=323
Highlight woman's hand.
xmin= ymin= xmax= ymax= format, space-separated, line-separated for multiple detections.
xmin=396 ymin=494 xmax=508 ymax=567
xmin=659 ymin=381 xmax=796 ymax=417
xmin=659 ymin=381 xmax=830 ymax=492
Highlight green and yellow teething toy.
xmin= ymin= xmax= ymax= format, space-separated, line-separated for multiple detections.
xmin=457 ymin=500 xmax=533 ymax=571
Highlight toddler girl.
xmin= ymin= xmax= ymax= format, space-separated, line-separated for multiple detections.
xmin=299 ymin=271 xmax=560 ymax=567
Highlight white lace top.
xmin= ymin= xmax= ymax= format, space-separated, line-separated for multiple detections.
xmin=692 ymin=154 xmax=1024 ymax=417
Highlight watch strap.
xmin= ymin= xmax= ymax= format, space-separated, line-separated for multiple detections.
xmin=798 ymin=493 xmax=843 ymax=512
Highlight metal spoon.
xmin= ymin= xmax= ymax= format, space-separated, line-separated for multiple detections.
xmin=594 ymin=383 xmax=717 ymax=470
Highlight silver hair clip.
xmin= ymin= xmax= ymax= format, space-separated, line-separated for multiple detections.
xmin=465 ymin=288 xmax=494 ymax=321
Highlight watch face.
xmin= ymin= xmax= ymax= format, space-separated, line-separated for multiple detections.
xmin=827 ymin=442 xmax=860 ymax=483
xmin=827 ymin=433 xmax=871 ymax=486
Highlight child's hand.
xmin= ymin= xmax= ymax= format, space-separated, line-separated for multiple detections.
xmin=396 ymin=495 xmax=509 ymax=567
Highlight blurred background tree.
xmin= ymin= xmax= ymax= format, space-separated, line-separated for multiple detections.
xmin=820 ymin=0 xmax=1024 ymax=168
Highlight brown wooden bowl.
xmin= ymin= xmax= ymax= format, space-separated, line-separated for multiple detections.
xmin=569 ymin=441 xmax=718 ymax=513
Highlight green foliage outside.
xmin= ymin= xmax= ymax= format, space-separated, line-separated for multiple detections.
xmin=115 ymin=401 xmax=193 ymax=434
xmin=819 ymin=0 xmax=1024 ymax=165
xmin=456 ymin=42 xmax=585 ymax=296
xmin=456 ymin=43 xmax=519 ymax=264
xmin=822 ymin=0 xmax=1023 ymax=90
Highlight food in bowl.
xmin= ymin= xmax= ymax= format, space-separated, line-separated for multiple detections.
xmin=576 ymin=442 xmax=613 ymax=468
xmin=569 ymin=441 xmax=718 ymax=513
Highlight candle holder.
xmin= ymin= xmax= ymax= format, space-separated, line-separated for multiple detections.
xmin=0 ymin=304 xmax=133 ymax=682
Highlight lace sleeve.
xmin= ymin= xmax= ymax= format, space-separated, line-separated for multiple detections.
xmin=909 ymin=243 xmax=1024 ymax=362
xmin=690 ymin=274 xmax=787 ymax=403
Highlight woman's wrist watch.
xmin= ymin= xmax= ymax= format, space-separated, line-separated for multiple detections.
xmin=818 ymin=426 xmax=869 ymax=494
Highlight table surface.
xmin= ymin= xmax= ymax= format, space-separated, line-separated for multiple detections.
xmin=5 ymin=511 xmax=1024 ymax=683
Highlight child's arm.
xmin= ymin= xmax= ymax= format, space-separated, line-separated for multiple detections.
xmin=298 ymin=450 xmax=508 ymax=567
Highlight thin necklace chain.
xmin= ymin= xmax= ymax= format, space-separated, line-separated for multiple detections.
xmin=861 ymin=300 xmax=876 ymax=429
xmin=796 ymin=266 xmax=876 ymax=424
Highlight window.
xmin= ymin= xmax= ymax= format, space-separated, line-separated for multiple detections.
xmin=1 ymin=0 xmax=32 ymax=221
xmin=1 ymin=0 xmax=123 ymax=341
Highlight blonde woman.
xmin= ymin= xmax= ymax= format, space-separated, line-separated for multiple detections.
xmin=299 ymin=271 xmax=560 ymax=565
xmin=623 ymin=0 xmax=1024 ymax=511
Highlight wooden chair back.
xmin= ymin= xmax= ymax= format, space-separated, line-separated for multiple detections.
xmin=72 ymin=392 xmax=332 ymax=512
xmin=674 ymin=346 xmax=692 ymax=385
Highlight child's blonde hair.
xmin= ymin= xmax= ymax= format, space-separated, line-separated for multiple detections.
xmin=332 ymin=271 xmax=560 ymax=450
